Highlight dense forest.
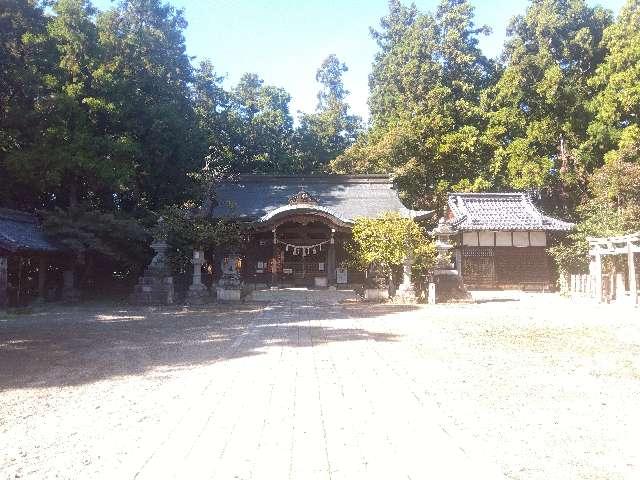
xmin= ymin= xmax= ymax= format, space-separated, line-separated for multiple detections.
xmin=1 ymin=0 xmax=639 ymax=280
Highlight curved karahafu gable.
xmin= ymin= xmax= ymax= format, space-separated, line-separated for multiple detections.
xmin=208 ymin=175 xmax=432 ymax=226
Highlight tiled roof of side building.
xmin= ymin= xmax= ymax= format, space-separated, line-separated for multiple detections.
xmin=0 ymin=208 xmax=62 ymax=254
xmin=447 ymin=192 xmax=574 ymax=232
xmin=208 ymin=175 xmax=432 ymax=223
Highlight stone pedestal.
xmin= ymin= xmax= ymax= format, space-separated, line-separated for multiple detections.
xmin=61 ymin=270 xmax=80 ymax=302
xmin=131 ymin=239 xmax=174 ymax=305
xmin=365 ymin=288 xmax=389 ymax=301
xmin=216 ymin=253 xmax=243 ymax=302
xmin=431 ymin=269 xmax=472 ymax=303
xmin=364 ymin=263 xmax=389 ymax=302
xmin=186 ymin=250 xmax=211 ymax=304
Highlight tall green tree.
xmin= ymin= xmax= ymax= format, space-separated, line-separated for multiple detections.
xmin=228 ymin=73 xmax=295 ymax=173
xmin=332 ymin=0 xmax=495 ymax=211
xmin=96 ymin=0 xmax=205 ymax=210
xmin=483 ymin=0 xmax=611 ymax=212
xmin=295 ymin=54 xmax=362 ymax=173
xmin=0 ymin=0 xmax=57 ymax=209
xmin=585 ymin=0 xmax=640 ymax=168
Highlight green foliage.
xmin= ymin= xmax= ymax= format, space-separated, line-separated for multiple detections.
xmin=332 ymin=0 xmax=495 ymax=211
xmin=41 ymin=205 xmax=151 ymax=267
xmin=350 ymin=212 xmax=435 ymax=276
xmin=294 ymin=55 xmax=362 ymax=173
xmin=585 ymin=0 xmax=640 ymax=170
xmin=484 ymin=0 xmax=611 ymax=212
xmin=549 ymin=159 xmax=640 ymax=273
xmin=158 ymin=204 xmax=242 ymax=273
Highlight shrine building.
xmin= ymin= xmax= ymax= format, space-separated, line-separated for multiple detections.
xmin=446 ymin=192 xmax=574 ymax=290
xmin=208 ymin=175 xmax=432 ymax=289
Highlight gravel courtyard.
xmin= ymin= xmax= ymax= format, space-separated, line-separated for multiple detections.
xmin=1 ymin=294 xmax=639 ymax=479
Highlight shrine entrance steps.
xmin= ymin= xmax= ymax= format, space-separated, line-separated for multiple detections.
xmin=246 ymin=287 xmax=362 ymax=305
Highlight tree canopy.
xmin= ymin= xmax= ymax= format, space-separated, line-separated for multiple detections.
xmin=1 ymin=0 xmax=639 ymax=282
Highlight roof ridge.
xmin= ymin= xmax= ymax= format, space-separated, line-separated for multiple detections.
xmin=0 ymin=208 xmax=39 ymax=224
xmin=230 ymin=174 xmax=393 ymax=185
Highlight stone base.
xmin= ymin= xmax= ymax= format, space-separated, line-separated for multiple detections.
xmin=365 ymin=288 xmax=389 ymax=302
xmin=217 ymin=287 xmax=242 ymax=301
xmin=395 ymin=282 xmax=418 ymax=303
xmin=431 ymin=270 xmax=473 ymax=304
xmin=186 ymin=283 xmax=212 ymax=305
xmin=131 ymin=275 xmax=174 ymax=305
xmin=62 ymin=287 xmax=80 ymax=303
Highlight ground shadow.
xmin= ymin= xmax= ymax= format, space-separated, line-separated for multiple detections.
xmin=0 ymin=302 xmax=418 ymax=390
xmin=473 ymin=298 xmax=521 ymax=304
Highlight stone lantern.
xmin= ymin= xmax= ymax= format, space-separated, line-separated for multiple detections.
xmin=186 ymin=249 xmax=211 ymax=304
xmin=429 ymin=217 xmax=471 ymax=304
xmin=131 ymin=218 xmax=174 ymax=305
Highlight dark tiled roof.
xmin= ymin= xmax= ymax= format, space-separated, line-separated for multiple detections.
xmin=447 ymin=193 xmax=574 ymax=231
xmin=209 ymin=175 xmax=432 ymax=223
xmin=0 ymin=209 xmax=62 ymax=254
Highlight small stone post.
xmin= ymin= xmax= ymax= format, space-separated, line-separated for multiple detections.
xmin=0 ymin=256 xmax=7 ymax=308
xmin=62 ymin=269 xmax=80 ymax=302
xmin=186 ymin=249 xmax=210 ymax=304
xmin=37 ymin=256 xmax=47 ymax=302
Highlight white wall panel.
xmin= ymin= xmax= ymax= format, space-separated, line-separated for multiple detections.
xmin=495 ymin=231 xmax=512 ymax=246
xmin=478 ymin=231 xmax=495 ymax=246
xmin=462 ymin=231 xmax=479 ymax=246
xmin=529 ymin=231 xmax=547 ymax=246
xmin=513 ymin=231 xmax=530 ymax=247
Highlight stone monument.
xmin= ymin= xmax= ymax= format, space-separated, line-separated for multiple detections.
xmin=217 ymin=253 xmax=243 ymax=301
xmin=395 ymin=250 xmax=418 ymax=303
xmin=186 ymin=249 xmax=211 ymax=304
xmin=429 ymin=218 xmax=472 ymax=303
xmin=131 ymin=220 xmax=174 ymax=305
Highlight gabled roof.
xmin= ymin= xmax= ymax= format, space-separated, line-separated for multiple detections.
xmin=0 ymin=209 xmax=62 ymax=254
xmin=209 ymin=175 xmax=432 ymax=224
xmin=447 ymin=193 xmax=574 ymax=232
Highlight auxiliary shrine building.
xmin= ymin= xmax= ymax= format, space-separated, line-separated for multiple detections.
xmin=446 ymin=192 xmax=574 ymax=289
xmin=208 ymin=175 xmax=432 ymax=289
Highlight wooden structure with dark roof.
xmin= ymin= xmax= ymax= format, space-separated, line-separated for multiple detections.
xmin=446 ymin=193 xmax=574 ymax=289
xmin=0 ymin=209 xmax=65 ymax=307
xmin=209 ymin=175 xmax=431 ymax=288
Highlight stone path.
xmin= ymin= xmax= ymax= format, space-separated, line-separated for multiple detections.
xmin=2 ymin=296 xmax=639 ymax=479
xmin=130 ymin=306 xmax=502 ymax=480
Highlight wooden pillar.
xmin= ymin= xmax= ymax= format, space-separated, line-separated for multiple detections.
xmin=38 ymin=256 xmax=47 ymax=301
xmin=591 ymin=250 xmax=603 ymax=302
xmin=271 ymin=228 xmax=279 ymax=289
xmin=327 ymin=228 xmax=336 ymax=288
xmin=629 ymin=241 xmax=637 ymax=305
xmin=0 ymin=256 xmax=7 ymax=308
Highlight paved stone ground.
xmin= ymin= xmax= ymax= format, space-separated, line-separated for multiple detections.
xmin=0 ymin=294 xmax=639 ymax=479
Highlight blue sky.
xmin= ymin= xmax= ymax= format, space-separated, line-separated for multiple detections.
xmin=93 ymin=0 xmax=626 ymax=121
